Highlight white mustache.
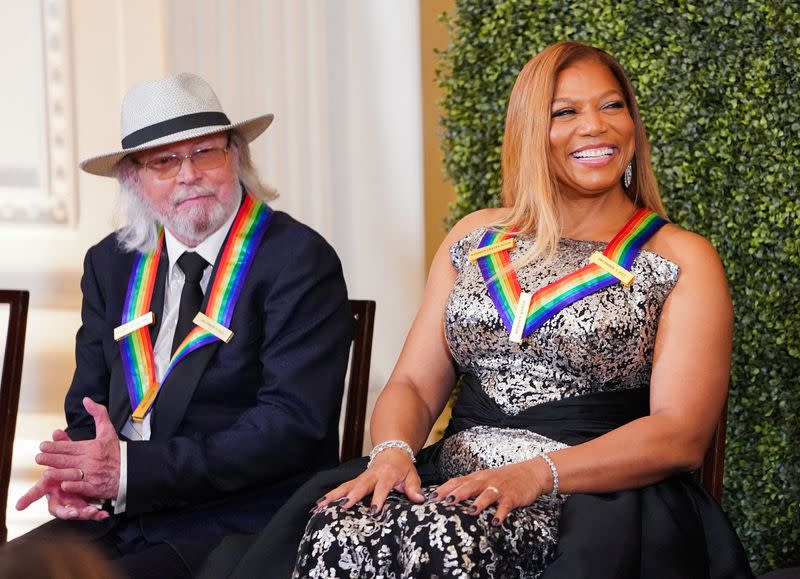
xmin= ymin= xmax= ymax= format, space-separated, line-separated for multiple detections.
xmin=170 ymin=186 xmax=216 ymax=206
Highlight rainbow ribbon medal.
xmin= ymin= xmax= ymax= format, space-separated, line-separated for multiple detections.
xmin=118 ymin=195 xmax=273 ymax=420
xmin=117 ymin=229 xmax=164 ymax=412
xmin=476 ymin=208 xmax=667 ymax=341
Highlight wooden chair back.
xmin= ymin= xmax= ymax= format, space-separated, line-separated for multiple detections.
xmin=698 ymin=401 xmax=727 ymax=502
xmin=0 ymin=290 xmax=30 ymax=544
xmin=340 ymin=300 xmax=375 ymax=463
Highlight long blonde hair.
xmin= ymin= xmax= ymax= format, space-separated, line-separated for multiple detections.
xmin=498 ymin=41 xmax=665 ymax=262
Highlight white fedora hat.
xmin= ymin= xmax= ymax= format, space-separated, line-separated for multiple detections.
xmin=80 ymin=72 xmax=274 ymax=177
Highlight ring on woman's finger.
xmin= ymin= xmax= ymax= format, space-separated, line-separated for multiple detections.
xmin=485 ymin=486 xmax=500 ymax=496
xmin=78 ymin=468 xmax=85 ymax=481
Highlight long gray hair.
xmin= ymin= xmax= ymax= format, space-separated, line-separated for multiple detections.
xmin=114 ymin=130 xmax=277 ymax=253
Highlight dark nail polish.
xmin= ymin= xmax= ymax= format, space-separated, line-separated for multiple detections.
xmin=491 ymin=517 xmax=501 ymax=527
xmin=444 ymin=495 xmax=455 ymax=505
xmin=467 ymin=505 xmax=477 ymax=514
xmin=368 ymin=504 xmax=378 ymax=516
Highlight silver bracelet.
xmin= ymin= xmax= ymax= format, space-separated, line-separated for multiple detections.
xmin=368 ymin=440 xmax=416 ymax=468
xmin=539 ymin=453 xmax=559 ymax=497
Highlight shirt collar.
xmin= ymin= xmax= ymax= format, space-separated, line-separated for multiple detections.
xmin=164 ymin=193 xmax=241 ymax=272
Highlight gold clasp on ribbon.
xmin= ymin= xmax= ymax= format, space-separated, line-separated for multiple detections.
xmin=468 ymin=238 xmax=515 ymax=263
xmin=131 ymin=383 xmax=160 ymax=422
xmin=509 ymin=292 xmax=532 ymax=343
xmin=193 ymin=312 xmax=234 ymax=343
xmin=114 ymin=312 xmax=155 ymax=341
xmin=589 ymin=252 xmax=635 ymax=286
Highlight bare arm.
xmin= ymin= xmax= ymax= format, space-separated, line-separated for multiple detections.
xmin=317 ymin=209 xmax=505 ymax=511
xmin=437 ymin=227 xmax=734 ymax=521
xmin=545 ymin=229 xmax=732 ymax=490
xmin=366 ymin=240 xmax=461 ymax=452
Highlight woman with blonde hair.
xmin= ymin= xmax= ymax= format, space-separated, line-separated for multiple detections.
xmin=229 ymin=41 xmax=752 ymax=578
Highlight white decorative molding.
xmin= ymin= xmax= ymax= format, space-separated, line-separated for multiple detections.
xmin=0 ymin=0 xmax=77 ymax=225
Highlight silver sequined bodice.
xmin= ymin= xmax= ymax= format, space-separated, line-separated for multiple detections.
xmin=438 ymin=227 xmax=680 ymax=478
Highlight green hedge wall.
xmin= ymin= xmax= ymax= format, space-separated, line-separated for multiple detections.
xmin=437 ymin=0 xmax=799 ymax=572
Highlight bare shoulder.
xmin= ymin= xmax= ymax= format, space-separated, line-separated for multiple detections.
xmin=647 ymin=223 xmax=724 ymax=275
xmin=446 ymin=207 xmax=512 ymax=242
xmin=429 ymin=207 xmax=512 ymax=273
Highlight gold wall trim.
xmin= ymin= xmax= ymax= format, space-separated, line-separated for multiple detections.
xmin=420 ymin=0 xmax=455 ymax=269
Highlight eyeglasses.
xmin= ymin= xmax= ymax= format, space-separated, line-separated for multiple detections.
xmin=135 ymin=145 xmax=229 ymax=180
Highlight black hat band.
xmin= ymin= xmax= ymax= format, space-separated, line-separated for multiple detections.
xmin=121 ymin=112 xmax=231 ymax=149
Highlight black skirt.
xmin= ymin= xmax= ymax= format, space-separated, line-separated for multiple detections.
xmin=228 ymin=376 xmax=753 ymax=578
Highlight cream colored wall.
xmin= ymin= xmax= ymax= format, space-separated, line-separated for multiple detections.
xmin=5 ymin=0 xmax=167 ymax=413
xmin=3 ymin=0 xmax=167 ymax=539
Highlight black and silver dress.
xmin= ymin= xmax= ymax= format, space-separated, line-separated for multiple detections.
xmin=228 ymin=229 xmax=753 ymax=579
xmin=292 ymin=229 xmax=672 ymax=578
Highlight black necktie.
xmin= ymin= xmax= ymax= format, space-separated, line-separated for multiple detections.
xmin=172 ymin=251 xmax=208 ymax=354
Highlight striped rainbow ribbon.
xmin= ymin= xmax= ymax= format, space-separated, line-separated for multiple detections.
xmin=476 ymin=208 xmax=667 ymax=339
xmin=119 ymin=195 xmax=273 ymax=415
xmin=119 ymin=229 xmax=164 ymax=410
xmin=164 ymin=195 xmax=272 ymax=378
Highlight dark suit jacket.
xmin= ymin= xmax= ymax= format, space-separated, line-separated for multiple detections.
xmin=62 ymin=209 xmax=354 ymax=571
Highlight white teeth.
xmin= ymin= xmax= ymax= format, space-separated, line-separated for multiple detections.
xmin=572 ymin=147 xmax=614 ymax=159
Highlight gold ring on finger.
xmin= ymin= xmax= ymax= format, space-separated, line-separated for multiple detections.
xmin=486 ymin=486 xmax=500 ymax=496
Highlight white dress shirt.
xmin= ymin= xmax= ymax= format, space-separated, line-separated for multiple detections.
xmin=114 ymin=206 xmax=238 ymax=512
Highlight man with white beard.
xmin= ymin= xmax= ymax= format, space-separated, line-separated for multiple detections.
xmin=12 ymin=73 xmax=354 ymax=578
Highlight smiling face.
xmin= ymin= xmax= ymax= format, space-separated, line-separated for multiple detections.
xmin=548 ymin=58 xmax=635 ymax=200
xmin=132 ymin=132 xmax=240 ymax=246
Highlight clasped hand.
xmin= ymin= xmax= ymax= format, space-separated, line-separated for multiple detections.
xmin=16 ymin=397 xmax=120 ymax=522
xmin=315 ymin=449 xmax=545 ymax=525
